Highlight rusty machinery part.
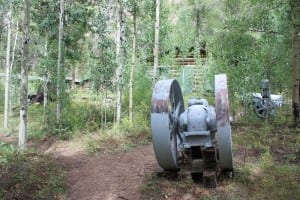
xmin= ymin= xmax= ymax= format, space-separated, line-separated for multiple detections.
xmin=254 ymin=99 xmax=275 ymax=118
xmin=215 ymin=74 xmax=233 ymax=171
xmin=151 ymin=79 xmax=185 ymax=170
xmin=253 ymin=79 xmax=276 ymax=118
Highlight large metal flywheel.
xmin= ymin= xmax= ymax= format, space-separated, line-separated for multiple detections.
xmin=151 ymin=79 xmax=184 ymax=170
xmin=215 ymin=74 xmax=233 ymax=171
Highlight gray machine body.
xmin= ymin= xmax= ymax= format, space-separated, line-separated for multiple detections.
xmin=179 ymin=99 xmax=217 ymax=149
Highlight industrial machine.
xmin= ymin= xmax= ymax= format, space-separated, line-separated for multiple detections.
xmin=151 ymin=74 xmax=233 ymax=187
xmin=251 ymin=79 xmax=283 ymax=118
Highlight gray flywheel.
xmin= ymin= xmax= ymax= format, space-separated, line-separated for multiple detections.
xmin=215 ymin=74 xmax=233 ymax=171
xmin=253 ymin=99 xmax=276 ymax=118
xmin=151 ymin=79 xmax=184 ymax=170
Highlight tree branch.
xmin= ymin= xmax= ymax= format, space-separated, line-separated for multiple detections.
xmin=248 ymin=28 xmax=284 ymax=35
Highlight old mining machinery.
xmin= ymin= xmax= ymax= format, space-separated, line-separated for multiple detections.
xmin=252 ymin=79 xmax=282 ymax=118
xmin=151 ymin=74 xmax=233 ymax=187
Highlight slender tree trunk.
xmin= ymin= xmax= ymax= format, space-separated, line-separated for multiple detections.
xmin=129 ymin=4 xmax=137 ymax=123
xmin=105 ymin=89 xmax=107 ymax=124
xmin=115 ymin=2 xmax=121 ymax=123
xmin=43 ymin=74 xmax=48 ymax=128
xmin=9 ymin=21 xmax=18 ymax=117
xmin=291 ymin=0 xmax=300 ymax=125
xmin=99 ymin=89 xmax=103 ymax=127
xmin=153 ymin=0 xmax=160 ymax=87
xmin=71 ymin=66 xmax=76 ymax=90
xmin=115 ymin=0 xmax=126 ymax=123
xmin=43 ymin=75 xmax=48 ymax=109
xmin=19 ymin=0 xmax=30 ymax=150
xmin=195 ymin=6 xmax=200 ymax=42
xmin=292 ymin=30 xmax=299 ymax=121
xmin=106 ymin=0 xmax=116 ymax=32
xmin=43 ymin=37 xmax=48 ymax=110
xmin=4 ymin=5 xmax=12 ymax=130
xmin=57 ymin=0 xmax=64 ymax=125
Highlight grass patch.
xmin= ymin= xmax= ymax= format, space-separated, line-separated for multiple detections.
xmin=84 ymin=115 xmax=151 ymax=154
xmin=230 ymin=117 xmax=300 ymax=199
xmin=85 ymin=128 xmax=151 ymax=154
xmin=140 ymin=170 xmax=239 ymax=200
xmin=0 ymin=142 xmax=66 ymax=200
xmin=140 ymin=171 xmax=197 ymax=200
xmin=253 ymin=165 xmax=300 ymax=199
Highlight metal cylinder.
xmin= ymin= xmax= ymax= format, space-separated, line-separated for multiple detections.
xmin=260 ymin=79 xmax=270 ymax=99
xmin=260 ymin=79 xmax=270 ymax=89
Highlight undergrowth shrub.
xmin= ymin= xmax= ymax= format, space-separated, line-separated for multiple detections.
xmin=0 ymin=142 xmax=19 ymax=164
xmin=122 ymin=71 xmax=151 ymax=133
xmin=231 ymin=115 xmax=300 ymax=200
xmin=85 ymin=102 xmax=152 ymax=154
xmin=44 ymin=102 xmax=114 ymax=139
xmin=0 ymin=142 xmax=66 ymax=199
xmin=119 ymin=102 xmax=150 ymax=135
xmin=254 ymin=152 xmax=300 ymax=199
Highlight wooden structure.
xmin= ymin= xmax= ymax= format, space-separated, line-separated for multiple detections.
xmin=169 ymin=46 xmax=208 ymax=95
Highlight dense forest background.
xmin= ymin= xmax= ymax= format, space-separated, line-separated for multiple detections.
xmin=0 ymin=0 xmax=300 ymax=199
xmin=0 ymin=0 xmax=299 ymax=138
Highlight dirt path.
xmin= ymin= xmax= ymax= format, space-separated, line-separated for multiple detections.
xmin=44 ymin=141 xmax=158 ymax=200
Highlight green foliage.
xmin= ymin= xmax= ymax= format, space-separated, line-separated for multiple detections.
xmin=168 ymin=4 xmax=195 ymax=56
xmin=255 ymin=165 xmax=300 ymax=200
xmin=88 ymin=1 xmax=117 ymax=92
xmin=0 ymin=142 xmax=19 ymax=164
xmin=64 ymin=1 xmax=92 ymax=63
xmin=231 ymin=117 xmax=300 ymax=199
xmin=0 ymin=145 xmax=66 ymax=200
xmin=200 ymin=0 xmax=292 ymax=102
xmin=90 ymin=36 xmax=116 ymax=92
xmin=44 ymin=101 xmax=114 ymax=139
xmin=234 ymin=165 xmax=252 ymax=185
xmin=63 ymin=102 xmax=114 ymax=131
xmin=30 ymin=0 xmax=93 ymax=131
xmin=85 ymin=128 xmax=151 ymax=154
xmin=123 ymin=62 xmax=152 ymax=123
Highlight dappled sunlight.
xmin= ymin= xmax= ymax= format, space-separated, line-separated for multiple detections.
xmin=43 ymin=138 xmax=86 ymax=157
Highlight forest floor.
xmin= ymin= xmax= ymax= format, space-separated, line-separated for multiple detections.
xmin=1 ymin=116 xmax=299 ymax=200
xmin=37 ymin=137 xmax=158 ymax=200
xmin=38 ymin=120 xmax=299 ymax=200
xmin=36 ymin=136 xmax=244 ymax=200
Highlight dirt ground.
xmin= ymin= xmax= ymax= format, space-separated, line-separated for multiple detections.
xmin=42 ymin=140 xmax=158 ymax=200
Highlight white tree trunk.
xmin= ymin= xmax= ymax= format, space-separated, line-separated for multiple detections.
xmin=43 ymin=38 xmax=48 ymax=110
xmin=153 ymin=0 xmax=160 ymax=87
xmin=43 ymin=75 xmax=48 ymax=109
xmin=71 ymin=66 xmax=76 ymax=90
xmin=115 ymin=0 xmax=126 ymax=123
xmin=56 ymin=0 xmax=64 ymax=125
xmin=129 ymin=5 xmax=137 ymax=123
xmin=9 ymin=21 xmax=19 ymax=117
xmin=19 ymin=0 xmax=30 ymax=150
xmin=4 ymin=5 xmax=12 ymax=130
xmin=106 ymin=0 xmax=116 ymax=32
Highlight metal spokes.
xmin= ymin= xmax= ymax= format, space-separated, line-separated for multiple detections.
xmin=151 ymin=79 xmax=184 ymax=170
